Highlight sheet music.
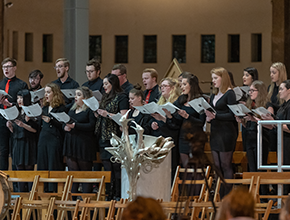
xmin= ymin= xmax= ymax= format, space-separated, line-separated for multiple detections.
xmin=0 ymin=90 xmax=12 ymax=99
xmin=83 ymin=96 xmax=99 ymax=112
xmin=188 ymin=97 xmax=204 ymax=114
xmin=92 ymin=90 xmax=103 ymax=101
xmin=134 ymin=102 xmax=165 ymax=116
xmin=50 ymin=112 xmax=75 ymax=124
xmin=252 ymin=107 xmax=272 ymax=116
xmin=30 ymin=88 xmax=45 ymax=103
xmin=0 ymin=106 xmax=19 ymax=120
xmin=160 ymin=102 xmax=180 ymax=114
xmin=22 ymin=103 xmax=42 ymax=117
xmin=233 ymin=87 xmax=243 ymax=101
xmin=228 ymin=104 xmax=252 ymax=117
xmin=110 ymin=113 xmax=122 ymax=126
xmin=61 ymin=89 xmax=76 ymax=99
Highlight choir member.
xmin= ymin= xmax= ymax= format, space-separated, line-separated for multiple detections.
xmin=267 ymin=62 xmax=287 ymax=152
xmin=128 ymin=84 xmax=151 ymax=135
xmin=235 ymin=81 xmax=270 ymax=172
xmin=37 ymin=83 xmax=66 ymax=191
xmin=163 ymin=73 xmax=205 ymax=167
xmin=95 ymin=73 xmax=129 ymax=200
xmin=241 ymin=67 xmax=259 ymax=151
xmin=6 ymin=89 xmax=38 ymax=191
xmin=262 ymin=79 xmax=290 ymax=194
xmin=206 ymin=67 xmax=238 ymax=196
xmin=142 ymin=68 xmax=160 ymax=103
xmin=63 ymin=86 xmax=96 ymax=194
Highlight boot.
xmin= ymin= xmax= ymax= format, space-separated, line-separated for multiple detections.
xmin=105 ymin=183 xmax=113 ymax=201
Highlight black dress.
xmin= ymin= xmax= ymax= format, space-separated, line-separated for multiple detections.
xmin=268 ymin=84 xmax=280 ymax=152
xmin=127 ymin=109 xmax=151 ymax=135
xmin=209 ymin=90 xmax=238 ymax=152
xmin=63 ymin=108 xmax=97 ymax=162
xmin=167 ymin=97 xmax=206 ymax=155
xmin=12 ymin=113 xmax=38 ymax=167
xmin=37 ymin=105 xmax=66 ymax=171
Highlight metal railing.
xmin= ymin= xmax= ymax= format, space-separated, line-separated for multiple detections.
xmin=257 ymin=120 xmax=290 ymax=207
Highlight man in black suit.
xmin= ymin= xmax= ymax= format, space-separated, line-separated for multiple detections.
xmin=82 ymin=59 xmax=104 ymax=93
xmin=52 ymin=58 xmax=79 ymax=105
xmin=0 ymin=57 xmax=28 ymax=170
xmin=142 ymin=68 xmax=160 ymax=103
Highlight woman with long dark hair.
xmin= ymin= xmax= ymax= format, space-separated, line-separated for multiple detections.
xmin=95 ymin=73 xmax=129 ymax=200
xmin=163 ymin=72 xmax=206 ymax=167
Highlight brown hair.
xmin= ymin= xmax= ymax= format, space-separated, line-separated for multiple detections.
xmin=1 ymin=57 xmax=17 ymax=66
xmin=112 ymin=64 xmax=127 ymax=75
xmin=143 ymin=68 xmax=158 ymax=82
xmin=211 ymin=67 xmax=233 ymax=94
xmin=246 ymin=80 xmax=269 ymax=110
xmin=215 ymin=188 xmax=255 ymax=220
xmin=121 ymin=196 xmax=166 ymax=220
xmin=71 ymin=86 xmax=93 ymax=111
xmin=87 ymin=59 xmax=101 ymax=74
xmin=43 ymin=83 xmax=65 ymax=108
xmin=130 ymin=84 xmax=144 ymax=100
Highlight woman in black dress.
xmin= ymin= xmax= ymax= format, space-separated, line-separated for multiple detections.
xmin=37 ymin=83 xmax=66 ymax=191
xmin=236 ymin=81 xmax=270 ymax=172
xmin=267 ymin=62 xmax=287 ymax=152
xmin=163 ymin=73 xmax=206 ymax=167
xmin=206 ymin=67 xmax=238 ymax=191
xmin=6 ymin=89 xmax=38 ymax=191
xmin=63 ymin=86 xmax=96 ymax=193
xmin=128 ymin=84 xmax=151 ymax=135
xmin=262 ymin=79 xmax=290 ymax=194
xmin=95 ymin=73 xmax=129 ymax=199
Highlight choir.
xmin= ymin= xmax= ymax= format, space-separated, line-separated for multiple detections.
xmin=0 ymin=56 xmax=288 ymax=198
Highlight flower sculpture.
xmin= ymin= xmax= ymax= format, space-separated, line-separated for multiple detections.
xmin=105 ymin=111 xmax=175 ymax=200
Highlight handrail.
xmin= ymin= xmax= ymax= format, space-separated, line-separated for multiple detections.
xmin=257 ymin=120 xmax=290 ymax=208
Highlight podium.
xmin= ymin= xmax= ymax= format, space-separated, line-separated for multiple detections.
xmin=121 ymin=152 xmax=171 ymax=201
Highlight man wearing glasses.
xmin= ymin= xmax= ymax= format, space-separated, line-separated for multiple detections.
xmin=111 ymin=64 xmax=133 ymax=95
xmin=0 ymin=57 xmax=28 ymax=170
xmin=52 ymin=58 xmax=79 ymax=105
xmin=82 ymin=59 xmax=104 ymax=93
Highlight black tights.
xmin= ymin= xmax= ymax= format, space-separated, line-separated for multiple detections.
xmin=66 ymin=157 xmax=93 ymax=193
xmin=17 ymin=164 xmax=34 ymax=192
xmin=212 ymin=151 xmax=233 ymax=197
xmin=102 ymin=159 xmax=121 ymax=197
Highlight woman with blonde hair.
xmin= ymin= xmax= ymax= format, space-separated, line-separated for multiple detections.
xmin=37 ymin=83 xmax=66 ymax=191
xmin=206 ymin=67 xmax=238 ymax=197
xmin=157 ymin=77 xmax=180 ymax=105
xmin=268 ymin=62 xmax=287 ymax=152
xmin=63 ymin=86 xmax=97 ymax=194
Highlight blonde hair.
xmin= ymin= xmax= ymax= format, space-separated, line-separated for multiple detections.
xmin=268 ymin=62 xmax=287 ymax=105
xmin=157 ymin=77 xmax=180 ymax=105
xmin=246 ymin=80 xmax=269 ymax=109
xmin=143 ymin=68 xmax=158 ymax=82
xmin=71 ymin=86 xmax=93 ymax=111
xmin=43 ymin=83 xmax=65 ymax=108
xmin=210 ymin=67 xmax=233 ymax=94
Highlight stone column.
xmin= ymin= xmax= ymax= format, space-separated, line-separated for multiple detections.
xmin=272 ymin=0 xmax=290 ymax=76
xmin=64 ymin=0 xmax=89 ymax=85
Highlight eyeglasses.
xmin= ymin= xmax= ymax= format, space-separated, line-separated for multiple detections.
xmin=85 ymin=70 xmax=95 ymax=74
xmin=249 ymin=89 xmax=258 ymax=93
xmin=54 ymin=65 xmax=64 ymax=69
xmin=159 ymin=85 xmax=170 ymax=89
xmin=2 ymin=66 xmax=13 ymax=69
